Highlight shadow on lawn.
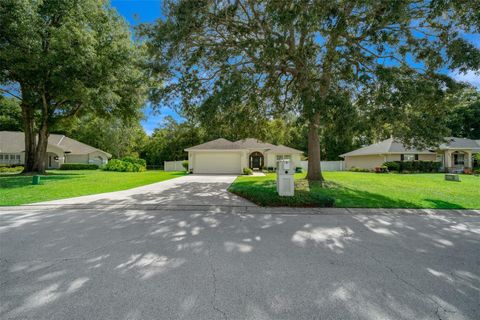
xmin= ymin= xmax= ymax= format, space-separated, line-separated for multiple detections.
xmin=0 ymin=172 xmax=85 ymax=189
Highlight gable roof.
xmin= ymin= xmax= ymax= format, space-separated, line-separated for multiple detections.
xmin=184 ymin=138 xmax=241 ymax=151
xmin=340 ymin=138 xmax=432 ymax=157
xmin=340 ymin=137 xmax=480 ymax=157
xmin=185 ymin=137 xmax=303 ymax=153
xmin=438 ymin=137 xmax=480 ymax=150
xmin=0 ymin=131 xmax=111 ymax=157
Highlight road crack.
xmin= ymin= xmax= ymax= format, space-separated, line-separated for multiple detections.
xmin=207 ymin=242 xmax=228 ymax=320
xmin=353 ymin=242 xmax=457 ymax=319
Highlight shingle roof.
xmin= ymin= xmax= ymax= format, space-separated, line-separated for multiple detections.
xmin=438 ymin=137 xmax=480 ymax=149
xmin=0 ymin=131 xmax=111 ymax=156
xmin=185 ymin=137 xmax=303 ymax=153
xmin=340 ymin=138 xmax=432 ymax=157
xmin=340 ymin=137 xmax=480 ymax=157
xmin=185 ymin=138 xmax=241 ymax=151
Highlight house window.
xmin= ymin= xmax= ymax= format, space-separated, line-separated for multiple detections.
xmin=0 ymin=155 xmax=3 ymax=160
xmin=453 ymin=154 xmax=465 ymax=165
xmin=10 ymin=154 xmax=15 ymax=160
xmin=403 ymin=154 xmax=416 ymax=161
xmin=276 ymin=155 xmax=292 ymax=161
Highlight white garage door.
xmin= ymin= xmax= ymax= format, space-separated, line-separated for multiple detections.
xmin=194 ymin=152 xmax=241 ymax=174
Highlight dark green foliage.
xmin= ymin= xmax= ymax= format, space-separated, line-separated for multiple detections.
xmin=59 ymin=163 xmax=99 ymax=170
xmin=383 ymin=162 xmax=401 ymax=172
xmin=243 ymin=168 xmax=253 ymax=175
xmin=182 ymin=160 xmax=189 ymax=171
xmin=103 ymin=157 xmax=146 ymax=172
xmin=295 ymin=167 xmax=303 ymax=173
xmin=349 ymin=167 xmax=371 ymax=172
xmin=0 ymin=97 xmax=23 ymax=131
xmin=391 ymin=161 xmax=442 ymax=173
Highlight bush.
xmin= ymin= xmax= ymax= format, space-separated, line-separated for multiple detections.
xmin=103 ymin=157 xmax=147 ymax=172
xmin=295 ymin=167 xmax=303 ymax=173
xmin=389 ymin=161 xmax=441 ymax=173
xmin=349 ymin=167 xmax=370 ymax=172
xmin=383 ymin=161 xmax=400 ymax=172
xmin=0 ymin=166 xmax=23 ymax=173
xmin=267 ymin=167 xmax=275 ymax=172
xmin=182 ymin=160 xmax=189 ymax=171
xmin=59 ymin=163 xmax=99 ymax=170
xmin=243 ymin=167 xmax=253 ymax=175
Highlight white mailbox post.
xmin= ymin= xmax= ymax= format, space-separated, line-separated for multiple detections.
xmin=276 ymin=159 xmax=295 ymax=196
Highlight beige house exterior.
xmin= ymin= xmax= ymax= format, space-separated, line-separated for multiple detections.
xmin=340 ymin=137 xmax=480 ymax=172
xmin=185 ymin=138 xmax=303 ymax=174
xmin=0 ymin=131 xmax=111 ymax=169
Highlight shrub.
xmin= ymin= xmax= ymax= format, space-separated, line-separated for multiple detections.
xmin=243 ymin=167 xmax=253 ymax=175
xmin=392 ymin=161 xmax=442 ymax=173
xmin=182 ymin=160 xmax=189 ymax=171
xmin=295 ymin=167 xmax=303 ymax=173
xmin=474 ymin=168 xmax=480 ymax=175
xmin=0 ymin=166 xmax=23 ymax=173
xmin=349 ymin=167 xmax=370 ymax=172
xmin=383 ymin=161 xmax=400 ymax=172
xmin=122 ymin=156 xmax=146 ymax=168
xmin=267 ymin=167 xmax=275 ymax=172
xmin=103 ymin=157 xmax=146 ymax=172
xmin=60 ymin=163 xmax=99 ymax=170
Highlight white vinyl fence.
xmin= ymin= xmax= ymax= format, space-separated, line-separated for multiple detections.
xmin=300 ymin=160 xmax=345 ymax=172
xmin=164 ymin=160 xmax=186 ymax=172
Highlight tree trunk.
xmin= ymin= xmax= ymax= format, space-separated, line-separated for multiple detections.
xmin=306 ymin=112 xmax=324 ymax=181
xmin=32 ymin=120 xmax=49 ymax=174
xmin=21 ymin=102 xmax=36 ymax=173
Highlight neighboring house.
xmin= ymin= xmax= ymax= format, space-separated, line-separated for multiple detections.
xmin=185 ymin=138 xmax=303 ymax=174
xmin=340 ymin=137 xmax=480 ymax=172
xmin=0 ymin=131 xmax=111 ymax=169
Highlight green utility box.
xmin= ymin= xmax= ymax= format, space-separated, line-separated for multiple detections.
xmin=32 ymin=175 xmax=41 ymax=185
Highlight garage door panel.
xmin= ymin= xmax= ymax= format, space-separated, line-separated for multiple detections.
xmin=194 ymin=152 xmax=241 ymax=174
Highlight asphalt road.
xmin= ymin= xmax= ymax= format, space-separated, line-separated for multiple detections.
xmin=1 ymin=205 xmax=479 ymax=320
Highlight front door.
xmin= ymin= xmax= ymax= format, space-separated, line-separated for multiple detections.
xmin=252 ymin=156 xmax=261 ymax=169
xmin=249 ymin=152 xmax=264 ymax=170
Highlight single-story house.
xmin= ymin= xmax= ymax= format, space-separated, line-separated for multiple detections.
xmin=0 ymin=131 xmax=111 ymax=169
xmin=340 ymin=137 xmax=480 ymax=171
xmin=185 ymin=138 xmax=303 ymax=174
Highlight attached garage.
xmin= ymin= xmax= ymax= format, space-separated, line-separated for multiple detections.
xmin=193 ymin=152 xmax=242 ymax=174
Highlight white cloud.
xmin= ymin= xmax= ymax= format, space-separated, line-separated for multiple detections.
xmin=449 ymin=69 xmax=480 ymax=89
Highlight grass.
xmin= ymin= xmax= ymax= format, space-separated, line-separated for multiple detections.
xmin=228 ymin=172 xmax=480 ymax=209
xmin=0 ymin=170 xmax=186 ymax=206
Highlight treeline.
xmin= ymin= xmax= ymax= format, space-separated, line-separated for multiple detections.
xmin=2 ymin=86 xmax=479 ymax=166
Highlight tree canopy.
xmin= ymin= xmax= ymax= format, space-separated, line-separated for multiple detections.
xmin=141 ymin=0 xmax=480 ymax=180
xmin=0 ymin=0 xmax=146 ymax=172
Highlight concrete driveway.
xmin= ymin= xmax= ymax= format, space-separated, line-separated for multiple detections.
xmin=1 ymin=205 xmax=479 ymax=320
xmin=34 ymin=174 xmax=254 ymax=207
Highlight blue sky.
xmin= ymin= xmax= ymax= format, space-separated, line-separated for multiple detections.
xmin=111 ymin=0 xmax=183 ymax=135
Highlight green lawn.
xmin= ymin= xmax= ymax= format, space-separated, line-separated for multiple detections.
xmin=0 ymin=170 xmax=185 ymax=206
xmin=228 ymin=172 xmax=480 ymax=209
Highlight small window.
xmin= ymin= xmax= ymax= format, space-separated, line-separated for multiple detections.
xmin=15 ymin=155 xmax=20 ymax=160
xmin=276 ymin=155 xmax=292 ymax=161
xmin=403 ymin=154 xmax=416 ymax=161
xmin=10 ymin=155 xmax=15 ymax=160
xmin=0 ymin=155 xmax=3 ymax=160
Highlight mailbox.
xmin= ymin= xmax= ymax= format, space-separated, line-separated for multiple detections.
xmin=276 ymin=159 xmax=294 ymax=196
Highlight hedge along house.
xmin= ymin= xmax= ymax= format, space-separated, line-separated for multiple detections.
xmin=185 ymin=138 xmax=303 ymax=174
xmin=340 ymin=137 xmax=480 ymax=172
xmin=0 ymin=131 xmax=111 ymax=169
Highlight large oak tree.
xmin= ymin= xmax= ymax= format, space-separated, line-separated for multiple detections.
xmin=0 ymin=0 xmax=146 ymax=173
xmin=141 ymin=0 xmax=479 ymax=180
